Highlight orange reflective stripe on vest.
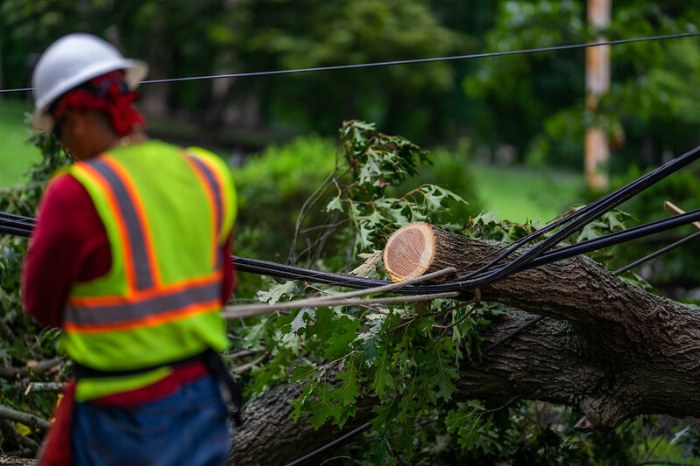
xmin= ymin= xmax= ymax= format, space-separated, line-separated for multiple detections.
xmin=80 ymin=157 xmax=157 ymax=291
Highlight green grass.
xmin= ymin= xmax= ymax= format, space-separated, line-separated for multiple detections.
xmin=471 ymin=163 xmax=585 ymax=224
xmin=0 ymin=98 xmax=43 ymax=186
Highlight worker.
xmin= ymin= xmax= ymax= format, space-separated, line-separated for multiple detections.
xmin=22 ymin=33 xmax=240 ymax=466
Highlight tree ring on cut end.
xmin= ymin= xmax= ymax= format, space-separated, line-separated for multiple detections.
xmin=383 ymin=221 xmax=435 ymax=282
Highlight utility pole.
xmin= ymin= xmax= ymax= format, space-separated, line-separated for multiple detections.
xmin=585 ymin=0 xmax=612 ymax=191
xmin=0 ymin=40 xmax=3 ymax=102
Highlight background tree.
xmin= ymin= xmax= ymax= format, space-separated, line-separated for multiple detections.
xmin=465 ymin=0 xmax=699 ymax=172
xmin=2 ymin=0 xmax=697 ymax=167
xmin=210 ymin=0 xmax=469 ymax=144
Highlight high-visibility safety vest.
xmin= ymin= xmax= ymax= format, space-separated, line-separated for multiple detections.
xmin=58 ymin=140 xmax=236 ymax=402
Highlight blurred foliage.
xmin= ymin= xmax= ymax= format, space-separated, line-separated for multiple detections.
xmin=233 ymin=135 xmax=337 ymax=261
xmin=2 ymin=0 xmax=697 ymax=176
xmin=0 ymin=130 xmax=69 ymax=456
xmin=212 ymin=0 xmax=469 ymax=141
xmin=466 ymin=0 xmax=699 ymax=172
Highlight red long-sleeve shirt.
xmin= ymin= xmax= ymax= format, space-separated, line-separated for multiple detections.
xmin=22 ymin=173 xmax=235 ymax=404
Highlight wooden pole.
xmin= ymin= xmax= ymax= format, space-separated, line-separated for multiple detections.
xmin=0 ymin=40 xmax=3 ymax=102
xmin=664 ymin=201 xmax=700 ymax=231
xmin=585 ymin=0 xmax=612 ymax=191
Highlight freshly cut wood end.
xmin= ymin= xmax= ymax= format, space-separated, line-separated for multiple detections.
xmin=383 ymin=222 xmax=436 ymax=282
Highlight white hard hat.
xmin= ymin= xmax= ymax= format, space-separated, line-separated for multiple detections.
xmin=31 ymin=33 xmax=149 ymax=132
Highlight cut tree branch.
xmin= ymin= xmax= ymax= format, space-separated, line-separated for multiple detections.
xmin=228 ymin=223 xmax=700 ymax=465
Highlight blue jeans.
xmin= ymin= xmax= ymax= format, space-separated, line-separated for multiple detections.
xmin=71 ymin=375 xmax=231 ymax=466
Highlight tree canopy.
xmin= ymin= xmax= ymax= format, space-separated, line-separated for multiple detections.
xmin=1 ymin=0 xmax=697 ymax=170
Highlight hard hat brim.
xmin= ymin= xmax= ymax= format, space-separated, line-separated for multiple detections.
xmin=31 ymin=59 xmax=149 ymax=133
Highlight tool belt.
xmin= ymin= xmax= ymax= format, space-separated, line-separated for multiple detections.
xmin=72 ymin=348 xmax=244 ymax=426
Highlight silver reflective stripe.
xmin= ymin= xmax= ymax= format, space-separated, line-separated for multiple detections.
xmin=88 ymin=159 xmax=154 ymax=290
xmin=187 ymin=156 xmax=224 ymax=269
xmin=65 ymin=281 xmax=220 ymax=327
xmin=187 ymin=156 xmax=223 ymax=235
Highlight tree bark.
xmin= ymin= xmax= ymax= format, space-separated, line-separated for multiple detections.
xmin=228 ymin=222 xmax=700 ymax=465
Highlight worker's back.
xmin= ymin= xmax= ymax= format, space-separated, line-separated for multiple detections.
xmin=61 ymin=140 xmax=236 ymax=401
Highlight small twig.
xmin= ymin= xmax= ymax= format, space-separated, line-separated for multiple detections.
xmin=664 ymin=201 xmax=700 ymax=230
xmin=232 ymin=354 xmax=268 ymax=375
xmin=23 ymin=382 xmax=66 ymax=395
xmin=320 ymin=456 xmax=354 ymax=465
xmin=0 ymin=404 xmax=51 ymax=430
xmin=224 ymin=348 xmax=266 ymax=360
xmin=298 ymin=219 xmax=350 ymax=235
xmin=0 ymin=315 xmax=16 ymax=342
xmin=0 ymin=419 xmax=40 ymax=452
xmin=287 ymin=167 xmax=345 ymax=264
xmin=433 ymin=289 xmax=482 ymax=330
xmin=0 ymin=357 xmax=64 ymax=380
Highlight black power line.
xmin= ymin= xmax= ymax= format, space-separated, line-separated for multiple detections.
xmin=1 ymin=31 xmax=699 ymax=94
xmin=4 ymin=203 xmax=700 ymax=295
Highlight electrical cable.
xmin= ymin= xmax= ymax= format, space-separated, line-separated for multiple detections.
xmin=524 ymin=209 xmax=700 ymax=270
xmin=0 ymin=224 xmax=32 ymax=238
xmin=0 ymin=212 xmax=36 ymax=223
xmin=230 ymin=207 xmax=700 ymax=294
xmin=5 ymin=207 xmax=700 ymax=296
xmin=1 ymin=143 xmax=699 ymax=295
xmin=613 ymin=230 xmax=700 ymax=276
xmin=452 ymin=144 xmax=700 ymax=284
xmin=1 ymin=31 xmax=699 ymax=94
xmin=282 ymin=422 xmax=372 ymax=466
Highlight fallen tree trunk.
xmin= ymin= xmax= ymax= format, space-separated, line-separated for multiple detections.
xmin=230 ymin=222 xmax=700 ymax=465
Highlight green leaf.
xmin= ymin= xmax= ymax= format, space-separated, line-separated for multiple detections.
xmin=356 ymin=313 xmax=385 ymax=363
xmin=372 ymin=350 xmax=396 ymax=398
xmin=445 ymin=404 xmax=496 ymax=452
xmin=256 ymin=280 xmax=297 ymax=304
xmin=242 ymin=317 xmax=271 ymax=349
xmin=325 ymin=195 xmax=344 ymax=213
xmin=335 ymin=363 xmax=361 ymax=406
xmin=322 ymin=314 xmax=360 ymax=359
xmin=306 ymin=382 xmax=343 ymax=428
xmin=290 ymin=308 xmax=316 ymax=334
xmin=431 ymin=341 xmax=459 ymax=402
xmin=349 ymin=250 xmax=383 ymax=278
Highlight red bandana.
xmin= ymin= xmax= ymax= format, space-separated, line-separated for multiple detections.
xmin=51 ymin=71 xmax=145 ymax=136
